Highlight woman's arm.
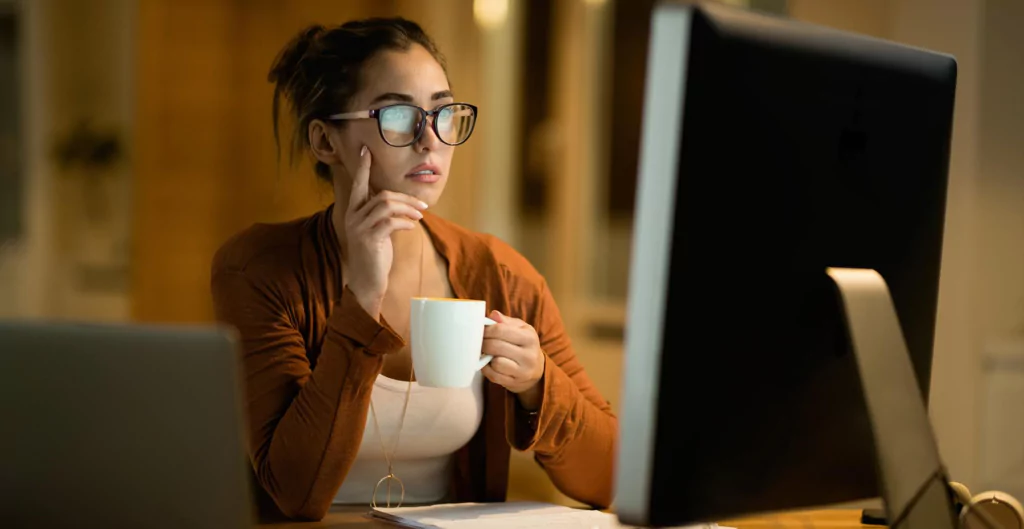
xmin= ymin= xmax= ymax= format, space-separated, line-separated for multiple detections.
xmin=504 ymin=277 xmax=618 ymax=509
xmin=211 ymin=268 xmax=402 ymax=520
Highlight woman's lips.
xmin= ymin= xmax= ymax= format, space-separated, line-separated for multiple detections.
xmin=407 ymin=163 xmax=442 ymax=183
xmin=408 ymin=173 xmax=441 ymax=183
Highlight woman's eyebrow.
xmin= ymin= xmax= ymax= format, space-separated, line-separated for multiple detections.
xmin=368 ymin=90 xmax=453 ymax=105
xmin=369 ymin=92 xmax=414 ymax=105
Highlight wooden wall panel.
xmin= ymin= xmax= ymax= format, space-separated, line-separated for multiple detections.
xmin=134 ymin=0 xmax=238 ymax=322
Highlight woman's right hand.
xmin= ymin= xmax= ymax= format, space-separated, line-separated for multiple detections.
xmin=341 ymin=146 xmax=428 ymax=319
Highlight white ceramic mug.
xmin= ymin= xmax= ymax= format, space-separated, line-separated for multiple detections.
xmin=410 ymin=297 xmax=497 ymax=388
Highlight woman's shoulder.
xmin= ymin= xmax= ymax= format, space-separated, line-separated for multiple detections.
xmin=424 ymin=213 xmax=545 ymax=291
xmin=212 ymin=209 xmax=329 ymax=280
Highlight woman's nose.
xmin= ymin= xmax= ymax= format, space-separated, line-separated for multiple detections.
xmin=415 ymin=116 xmax=443 ymax=151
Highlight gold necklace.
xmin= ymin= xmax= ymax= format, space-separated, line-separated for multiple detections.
xmin=368 ymin=228 xmax=425 ymax=509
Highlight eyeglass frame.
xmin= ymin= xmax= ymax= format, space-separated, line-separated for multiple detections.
xmin=326 ymin=102 xmax=479 ymax=148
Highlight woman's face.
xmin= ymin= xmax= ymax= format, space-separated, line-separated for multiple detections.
xmin=331 ymin=44 xmax=455 ymax=207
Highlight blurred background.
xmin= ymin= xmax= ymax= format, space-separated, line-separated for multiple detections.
xmin=2 ymin=0 xmax=1024 ymax=509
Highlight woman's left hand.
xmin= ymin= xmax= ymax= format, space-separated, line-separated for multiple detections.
xmin=481 ymin=310 xmax=545 ymax=410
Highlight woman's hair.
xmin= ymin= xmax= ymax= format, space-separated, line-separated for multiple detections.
xmin=268 ymin=18 xmax=448 ymax=181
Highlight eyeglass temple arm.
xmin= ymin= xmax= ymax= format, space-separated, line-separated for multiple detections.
xmin=327 ymin=110 xmax=373 ymax=120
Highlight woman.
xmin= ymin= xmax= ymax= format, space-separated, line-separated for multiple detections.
xmin=211 ymin=17 xmax=616 ymax=521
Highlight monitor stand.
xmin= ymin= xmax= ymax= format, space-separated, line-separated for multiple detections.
xmin=827 ymin=268 xmax=957 ymax=529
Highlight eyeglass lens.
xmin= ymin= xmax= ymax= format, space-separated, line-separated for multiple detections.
xmin=378 ymin=104 xmax=475 ymax=147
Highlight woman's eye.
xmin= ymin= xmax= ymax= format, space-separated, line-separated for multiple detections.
xmin=381 ymin=108 xmax=416 ymax=131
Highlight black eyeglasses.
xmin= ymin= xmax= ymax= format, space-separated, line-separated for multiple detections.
xmin=328 ymin=103 xmax=478 ymax=148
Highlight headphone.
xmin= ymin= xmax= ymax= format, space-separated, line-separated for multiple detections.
xmin=950 ymin=481 xmax=1024 ymax=529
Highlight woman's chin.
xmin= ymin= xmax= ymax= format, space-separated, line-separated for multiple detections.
xmin=400 ymin=182 xmax=444 ymax=206
xmin=365 ymin=177 xmax=446 ymax=207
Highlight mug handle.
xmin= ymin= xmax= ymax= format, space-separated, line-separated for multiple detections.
xmin=477 ymin=317 xmax=498 ymax=370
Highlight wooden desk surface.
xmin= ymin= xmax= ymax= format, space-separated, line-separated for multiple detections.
xmin=255 ymin=507 xmax=877 ymax=528
xmin=721 ymin=509 xmax=875 ymax=528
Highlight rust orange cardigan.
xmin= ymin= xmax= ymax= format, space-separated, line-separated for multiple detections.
xmin=210 ymin=205 xmax=617 ymax=521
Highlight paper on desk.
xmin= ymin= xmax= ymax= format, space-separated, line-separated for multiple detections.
xmin=367 ymin=502 xmax=733 ymax=529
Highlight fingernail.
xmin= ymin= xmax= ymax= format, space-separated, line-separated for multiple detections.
xmin=418 ymin=201 xmax=429 ymax=210
xmin=360 ymin=146 xmax=367 ymax=157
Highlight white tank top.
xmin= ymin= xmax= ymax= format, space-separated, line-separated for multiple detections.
xmin=332 ymin=371 xmax=485 ymax=505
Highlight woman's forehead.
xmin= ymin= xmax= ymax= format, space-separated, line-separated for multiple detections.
xmin=355 ymin=46 xmax=450 ymax=104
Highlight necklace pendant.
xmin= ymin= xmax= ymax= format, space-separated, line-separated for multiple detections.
xmin=371 ymin=473 xmax=406 ymax=509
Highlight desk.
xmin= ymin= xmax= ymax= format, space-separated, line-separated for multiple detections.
xmin=255 ymin=508 xmax=877 ymax=528
xmin=721 ymin=509 xmax=875 ymax=528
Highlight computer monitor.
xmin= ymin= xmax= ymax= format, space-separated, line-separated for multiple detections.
xmin=614 ymin=1 xmax=957 ymax=527
xmin=0 ymin=322 xmax=253 ymax=529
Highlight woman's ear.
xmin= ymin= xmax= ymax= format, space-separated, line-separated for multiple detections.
xmin=308 ymin=119 xmax=343 ymax=166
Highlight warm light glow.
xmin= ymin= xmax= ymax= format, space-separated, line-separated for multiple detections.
xmin=584 ymin=0 xmax=608 ymax=5
xmin=474 ymin=0 xmax=509 ymax=30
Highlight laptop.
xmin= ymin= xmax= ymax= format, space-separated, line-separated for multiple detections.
xmin=0 ymin=321 xmax=254 ymax=529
